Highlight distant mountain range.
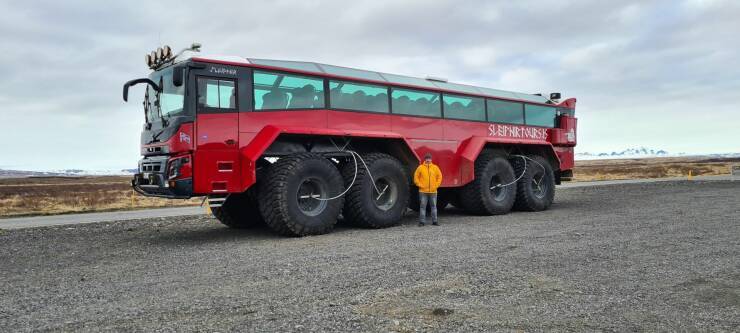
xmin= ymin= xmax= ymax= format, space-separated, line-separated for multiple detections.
xmin=0 ymin=169 xmax=136 ymax=179
xmin=576 ymin=147 xmax=740 ymax=160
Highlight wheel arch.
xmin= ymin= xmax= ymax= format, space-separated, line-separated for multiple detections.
xmin=457 ymin=136 xmax=561 ymax=186
xmin=239 ymin=125 xmax=419 ymax=191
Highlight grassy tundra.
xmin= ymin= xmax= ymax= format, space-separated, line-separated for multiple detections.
xmin=0 ymin=156 xmax=736 ymax=218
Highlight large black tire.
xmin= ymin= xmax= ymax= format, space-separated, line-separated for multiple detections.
xmin=408 ymin=187 xmax=448 ymax=212
xmin=258 ymin=153 xmax=345 ymax=236
xmin=211 ymin=186 xmax=263 ymax=229
xmin=340 ymin=153 xmax=409 ymax=228
xmin=447 ymin=190 xmax=463 ymax=210
xmin=459 ymin=151 xmax=517 ymax=215
xmin=211 ymin=166 xmax=267 ymax=229
xmin=511 ymin=155 xmax=555 ymax=211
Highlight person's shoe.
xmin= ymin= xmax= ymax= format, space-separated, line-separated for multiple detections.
xmin=432 ymin=222 xmax=440 ymax=226
xmin=418 ymin=223 xmax=425 ymax=227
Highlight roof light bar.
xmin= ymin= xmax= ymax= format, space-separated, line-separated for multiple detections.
xmin=145 ymin=43 xmax=200 ymax=70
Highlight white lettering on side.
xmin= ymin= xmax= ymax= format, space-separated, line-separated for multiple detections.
xmin=487 ymin=124 xmax=548 ymax=140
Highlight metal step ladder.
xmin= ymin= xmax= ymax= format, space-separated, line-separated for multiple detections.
xmin=205 ymin=196 xmax=228 ymax=208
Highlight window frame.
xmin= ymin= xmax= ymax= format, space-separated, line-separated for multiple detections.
xmin=327 ymin=79 xmax=391 ymax=114
xmin=246 ymin=67 xmax=562 ymax=128
xmin=252 ymin=69 xmax=327 ymax=111
xmin=486 ymin=98 xmax=525 ymax=126
xmin=196 ymin=76 xmax=238 ymax=114
xmin=441 ymin=93 xmax=487 ymax=123
xmin=389 ymin=87 xmax=443 ymax=119
xmin=523 ymin=104 xmax=558 ymax=128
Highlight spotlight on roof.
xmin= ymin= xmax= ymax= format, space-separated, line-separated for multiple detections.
xmin=145 ymin=43 xmax=202 ymax=70
xmin=156 ymin=47 xmax=164 ymax=61
xmin=162 ymin=45 xmax=172 ymax=59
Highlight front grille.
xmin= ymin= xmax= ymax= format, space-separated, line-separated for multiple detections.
xmin=141 ymin=163 xmax=162 ymax=172
xmin=139 ymin=156 xmax=167 ymax=174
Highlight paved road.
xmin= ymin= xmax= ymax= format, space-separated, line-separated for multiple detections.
xmin=0 ymin=175 xmax=733 ymax=230
xmin=0 ymin=180 xmax=738 ymax=332
xmin=559 ymin=174 xmax=733 ymax=188
xmin=0 ymin=206 xmax=205 ymax=230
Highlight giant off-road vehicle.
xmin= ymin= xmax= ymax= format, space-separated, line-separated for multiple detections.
xmin=124 ymin=44 xmax=577 ymax=236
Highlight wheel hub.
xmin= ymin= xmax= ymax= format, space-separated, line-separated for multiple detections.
xmin=296 ymin=178 xmax=328 ymax=216
xmin=530 ymin=170 xmax=548 ymax=199
xmin=372 ymin=177 xmax=397 ymax=211
xmin=488 ymin=173 xmax=507 ymax=201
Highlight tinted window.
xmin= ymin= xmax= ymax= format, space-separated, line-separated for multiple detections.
xmin=198 ymin=78 xmax=236 ymax=110
xmin=150 ymin=67 xmax=185 ymax=117
xmin=253 ymin=71 xmax=325 ymax=110
xmin=443 ymin=94 xmax=485 ymax=121
xmin=329 ymin=80 xmax=388 ymax=113
xmin=391 ymin=88 xmax=441 ymax=117
xmin=487 ymin=99 xmax=524 ymax=124
xmin=525 ymin=104 xmax=557 ymax=127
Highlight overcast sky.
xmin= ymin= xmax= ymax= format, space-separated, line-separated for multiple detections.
xmin=1 ymin=0 xmax=738 ymax=170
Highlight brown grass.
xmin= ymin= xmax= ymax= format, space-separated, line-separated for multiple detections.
xmin=0 ymin=176 xmax=199 ymax=218
xmin=0 ymin=156 xmax=737 ymax=217
xmin=572 ymin=156 xmax=739 ymax=182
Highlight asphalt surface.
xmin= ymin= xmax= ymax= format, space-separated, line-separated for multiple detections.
xmin=0 ymin=180 xmax=738 ymax=332
xmin=0 ymin=175 xmax=732 ymax=230
xmin=0 ymin=206 xmax=205 ymax=230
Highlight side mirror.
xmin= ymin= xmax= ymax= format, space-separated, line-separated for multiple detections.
xmin=550 ymin=92 xmax=561 ymax=100
xmin=123 ymin=78 xmax=160 ymax=102
xmin=172 ymin=65 xmax=184 ymax=87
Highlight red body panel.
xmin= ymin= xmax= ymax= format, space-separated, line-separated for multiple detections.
xmin=141 ymin=122 xmax=194 ymax=156
xmin=193 ymin=113 xmax=241 ymax=193
xmin=155 ymin=58 xmax=577 ymax=196
xmin=223 ymin=109 xmax=574 ymax=193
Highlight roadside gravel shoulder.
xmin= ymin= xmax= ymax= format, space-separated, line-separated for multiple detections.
xmin=0 ymin=180 xmax=738 ymax=332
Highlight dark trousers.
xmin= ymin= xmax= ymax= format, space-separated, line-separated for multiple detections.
xmin=419 ymin=192 xmax=437 ymax=224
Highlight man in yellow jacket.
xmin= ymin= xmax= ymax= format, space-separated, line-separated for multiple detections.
xmin=414 ymin=152 xmax=443 ymax=226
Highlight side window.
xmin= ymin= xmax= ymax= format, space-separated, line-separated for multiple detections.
xmin=391 ymin=88 xmax=441 ymax=117
xmin=329 ymin=80 xmax=388 ymax=113
xmin=253 ymin=70 xmax=325 ymax=110
xmin=443 ymin=94 xmax=485 ymax=121
xmin=197 ymin=78 xmax=236 ymax=110
xmin=487 ymin=99 xmax=524 ymax=125
xmin=525 ymin=104 xmax=557 ymax=127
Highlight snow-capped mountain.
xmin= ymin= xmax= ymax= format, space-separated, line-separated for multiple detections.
xmin=576 ymin=147 xmax=680 ymax=160
xmin=0 ymin=168 xmax=136 ymax=178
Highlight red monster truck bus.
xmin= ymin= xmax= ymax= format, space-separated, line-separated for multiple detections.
xmin=123 ymin=44 xmax=577 ymax=236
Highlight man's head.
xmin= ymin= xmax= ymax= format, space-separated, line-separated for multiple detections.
xmin=424 ymin=153 xmax=432 ymax=164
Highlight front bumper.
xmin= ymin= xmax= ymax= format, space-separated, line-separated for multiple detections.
xmin=132 ymin=156 xmax=193 ymax=199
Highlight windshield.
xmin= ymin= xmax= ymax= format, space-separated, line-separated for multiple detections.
xmin=146 ymin=67 xmax=185 ymax=123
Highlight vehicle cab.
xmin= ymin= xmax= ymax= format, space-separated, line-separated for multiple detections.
xmin=124 ymin=44 xmax=247 ymax=198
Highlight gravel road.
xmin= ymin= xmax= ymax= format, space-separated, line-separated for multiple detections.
xmin=1 ymin=180 xmax=738 ymax=332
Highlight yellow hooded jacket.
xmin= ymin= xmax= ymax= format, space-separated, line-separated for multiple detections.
xmin=414 ymin=162 xmax=443 ymax=194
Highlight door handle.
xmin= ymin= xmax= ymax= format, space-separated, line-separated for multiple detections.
xmin=225 ymin=139 xmax=236 ymax=146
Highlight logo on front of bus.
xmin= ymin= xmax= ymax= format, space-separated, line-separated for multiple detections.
xmin=488 ymin=124 xmax=548 ymax=140
xmin=209 ymin=66 xmax=237 ymax=76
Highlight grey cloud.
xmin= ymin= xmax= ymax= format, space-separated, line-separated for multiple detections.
xmin=0 ymin=0 xmax=738 ymax=169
